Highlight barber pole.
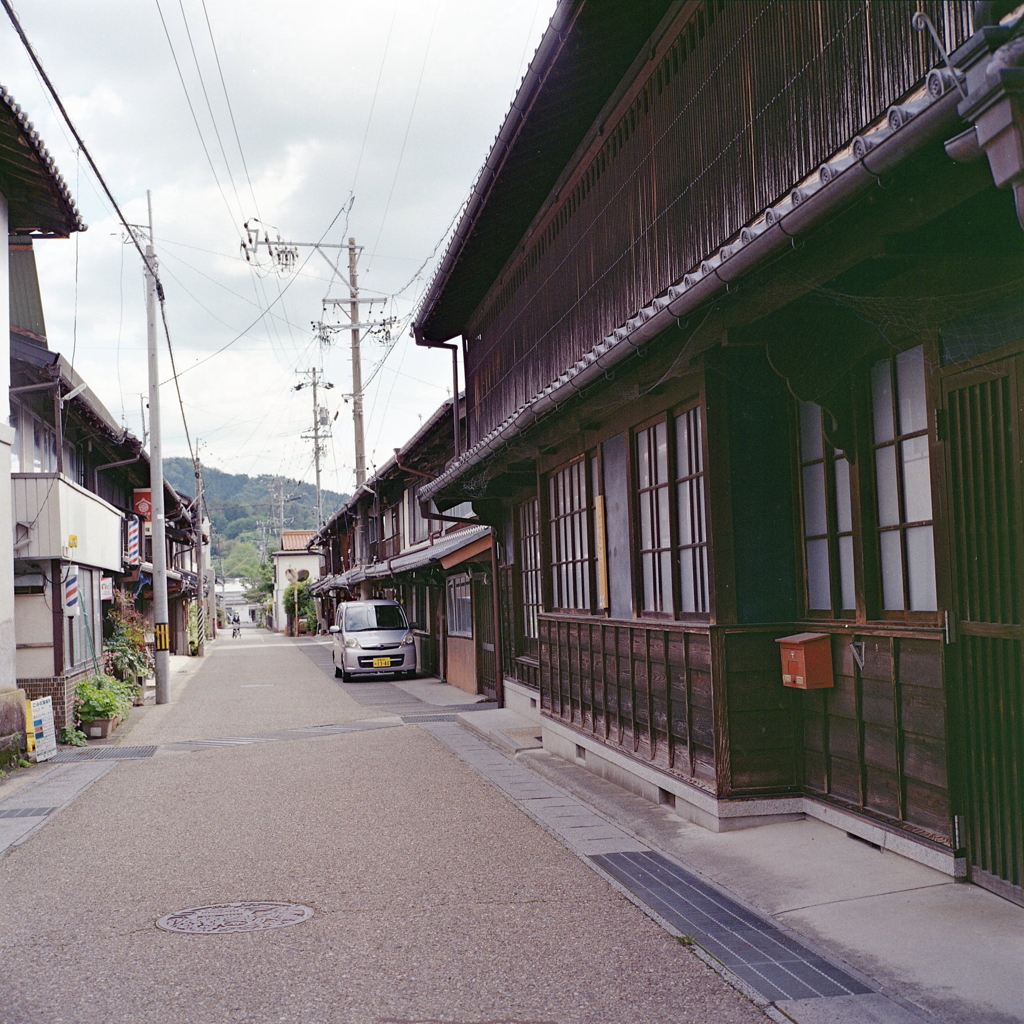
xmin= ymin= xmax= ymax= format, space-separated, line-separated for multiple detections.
xmin=63 ymin=567 xmax=79 ymax=616
xmin=127 ymin=518 xmax=140 ymax=565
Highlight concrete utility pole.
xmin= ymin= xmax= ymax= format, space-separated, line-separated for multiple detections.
xmin=193 ymin=442 xmax=206 ymax=657
xmin=348 ymin=238 xmax=365 ymax=488
xmin=295 ymin=368 xmax=334 ymax=528
xmin=144 ymin=190 xmax=170 ymax=703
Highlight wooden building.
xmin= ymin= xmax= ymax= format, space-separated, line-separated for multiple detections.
xmin=312 ymin=396 xmax=503 ymax=697
xmin=413 ymin=0 xmax=1024 ymax=905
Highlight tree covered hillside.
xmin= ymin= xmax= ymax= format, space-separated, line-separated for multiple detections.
xmin=164 ymin=458 xmax=348 ymax=577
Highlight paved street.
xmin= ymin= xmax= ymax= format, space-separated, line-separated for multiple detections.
xmin=0 ymin=631 xmax=764 ymax=1024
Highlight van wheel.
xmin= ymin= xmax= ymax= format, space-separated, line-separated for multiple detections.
xmin=334 ymin=663 xmax=344 ymax=679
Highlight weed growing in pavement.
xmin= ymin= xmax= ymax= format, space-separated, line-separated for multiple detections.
xmin=59 ymin=725 xmax=88 ymax=747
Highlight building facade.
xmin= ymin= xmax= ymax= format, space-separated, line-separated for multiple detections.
xmin=412 ymin=1 xmax=1024 ymax=905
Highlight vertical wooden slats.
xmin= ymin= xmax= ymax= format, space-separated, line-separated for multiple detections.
xmin=465 ymin=0 xmax=974 ymax=444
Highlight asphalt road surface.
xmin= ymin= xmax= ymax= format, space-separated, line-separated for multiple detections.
xmin=0 ymin=631 xmax=765 ymax=1024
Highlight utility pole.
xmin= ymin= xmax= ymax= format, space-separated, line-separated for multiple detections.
xmin=349 ymin=238 xmax=366 ymax=488
xmin=193 ymin=441 xmax=206 ymax=657
xmin=296 ymin=368 xmax=333 ymax=528
xmin=143 ymin=191 xmax=170 ymax=703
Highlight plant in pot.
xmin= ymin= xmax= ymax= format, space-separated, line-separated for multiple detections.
xmin=103 ymin=595 xmax=153 ymax=706
xmin=75 ymin=673 xmax=134 ymax=740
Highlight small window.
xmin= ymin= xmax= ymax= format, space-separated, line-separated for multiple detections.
xmin=871 ymin=345 xmax=936 ymax=613
xmin=446 ymin=575 xmax=472 ymax=637
xmin=797 ymin=402 xmax=855 ymax=616
xmin=636 ymin=420 xmax=672 ymax=614
xmin=674 ymin=406 xmax=708 ymax=614
xmin=547 ymin=458 xmax=592 ymax=611
xmin=518 ymin=498 xmax=542 ymax=643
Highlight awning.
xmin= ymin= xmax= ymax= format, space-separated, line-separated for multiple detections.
xmin=315 ymin=525 xmax=492 ymax=591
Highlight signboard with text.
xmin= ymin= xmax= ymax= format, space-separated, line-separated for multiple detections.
xmin=29 ymin=697 xmax=56 ymax=762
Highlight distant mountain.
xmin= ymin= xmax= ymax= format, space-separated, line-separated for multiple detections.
xmin=164 ymin=458 xmax=348 ymax=571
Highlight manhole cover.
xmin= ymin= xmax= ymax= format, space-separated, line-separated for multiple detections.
xmin=155 ymin=901 xmax=314 ymax=934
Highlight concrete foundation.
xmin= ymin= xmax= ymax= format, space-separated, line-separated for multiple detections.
xmin=541 ymin=717 xmax=958 ymax=877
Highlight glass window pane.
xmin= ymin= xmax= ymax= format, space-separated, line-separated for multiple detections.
xmin=799 ymin=402 xmax=823 ymax=461
xmin=658 ymin=551 xmax=672 ymax=611
xmin=906 ymin=525 xmax=937 ymax=611
xmin=677 ymin=481 xmax=692 ymax=545
xmin=901 ymin=436 xmax=932 ymax=522
xmin=838 ymin=535 xmax=855 ymax=611
xmin=642 ymin=553 xmax=654 ymax=610
xmin=654 ymin=420 xmax=668 ymax=482
xmin=656 ymin=485 xmax=670 ymax=546
xmin=834 ymin=458 xmax=852 ymax=533
xmin=896 ymin=345 xmax=928 ymax=435
xmin=802 ymin=462 xmax=828 ymax=536
xmin=676 ymin=410 xmax=692 ymax=477
xmin=879 ymin=530 xmax=904 ymax=610
xmin=875 ymin=444 xmax=900 ymax=527
xmin=680 ymin=549 xmax=696 ymax=613
xmin=871 ymin=360 xmax=894 ymax=443
xmin=806 ymin=538 xmax=831 ymax=610
xmin=637 ymin=430 xmax=650 ymax=489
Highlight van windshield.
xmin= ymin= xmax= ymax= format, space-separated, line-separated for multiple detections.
xmin=344 ymin=604 xmax=408 ymax=632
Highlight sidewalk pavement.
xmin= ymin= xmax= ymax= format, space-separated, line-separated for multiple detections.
xmin=459 ymin=707 xmax=1024 ymax=1024
xmin=0 ymin=631 xmax=765 ymax=1024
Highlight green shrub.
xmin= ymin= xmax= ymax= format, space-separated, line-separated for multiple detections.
xmin=76 ymin=673 xmax=134 ymax=724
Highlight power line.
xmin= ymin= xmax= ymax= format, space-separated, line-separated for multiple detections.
xmin=153 ymin=0 xmax=242 ymax=235
xmin=0 ymin=1 xmax=198 ymax=472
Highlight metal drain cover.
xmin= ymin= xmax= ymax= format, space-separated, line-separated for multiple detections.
xmin=156 ymin=901 xmax=313 ymax=934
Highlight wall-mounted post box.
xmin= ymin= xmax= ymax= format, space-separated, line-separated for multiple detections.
xmin=775 ymin=632 xmax=833 ymax=689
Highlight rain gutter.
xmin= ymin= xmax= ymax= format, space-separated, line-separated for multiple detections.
xmin=419 ymin=77 xmax=966 ymax=505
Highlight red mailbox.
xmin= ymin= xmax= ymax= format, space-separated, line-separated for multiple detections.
xmin=776 ymin=632 xmax=833 ymax=689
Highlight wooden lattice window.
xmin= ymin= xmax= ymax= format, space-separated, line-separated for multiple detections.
xmin=675 ymin=405 xmax=709 ymax=615
xmin=871 ymin=344 xmax=936 ymax=613
xmin=548 ymin=458 xmax=592 ymax=611
xmin=636 ymin=420 xmax=672 ymax=614
xmin=797 ymin=402 xmax=855 ymax=616
xmin=518 ymin=498 xmax=542 ymax=642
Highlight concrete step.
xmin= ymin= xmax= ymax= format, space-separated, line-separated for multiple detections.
xmin=455 ymin=707 xmax=543 ymax=755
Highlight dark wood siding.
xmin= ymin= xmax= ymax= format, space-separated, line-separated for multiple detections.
xmin=465 ymin=0 xmax=974 ymax=443
xmin=801 ymin=633 xmax=949 ymax=844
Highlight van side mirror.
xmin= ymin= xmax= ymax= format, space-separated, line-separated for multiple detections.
xmin=410 ymin=621 xmax=422 ymax=631
xmin=328 ymin=625 xmax=340 ymax=634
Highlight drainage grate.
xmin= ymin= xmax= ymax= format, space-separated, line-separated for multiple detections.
xmin=591 ymin=850 xmax=871 ymax=1002
xmin=401 ymin=714 xmax=457 ymax=723
xmin=0 ymin=806 xmax=57 ymax=818
xmin=156 ymin=901 xmax=314 ymax=934
xmin=50 ymin=746 xmax=157 ymax=762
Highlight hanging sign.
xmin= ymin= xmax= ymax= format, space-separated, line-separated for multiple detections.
xmin=133 ymin=489 xmax=152 ymax=521
xmin=63 ymin=567 xmax=79 ymax=616
xmin=100 ymin=576 xmax=114 ymax=601
xmin=28 ymin=697 xmax=56 ymax=762
xmin=126 ymin=517 xmax=141 ymax=565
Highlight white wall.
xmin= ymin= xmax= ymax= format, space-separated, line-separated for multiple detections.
xmin=272 ymin=551 xmax=321 ymax=632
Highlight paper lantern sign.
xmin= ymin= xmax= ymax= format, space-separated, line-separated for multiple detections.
xmin=133 ymin=489 xmax=152 ymax=521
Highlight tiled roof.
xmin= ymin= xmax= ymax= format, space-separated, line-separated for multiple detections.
xmin=279 ymin=530 xmax=316 ymax=551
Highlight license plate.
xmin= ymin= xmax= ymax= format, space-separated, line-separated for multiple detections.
xmin=372 ymin=657 xmax=391 ymax=668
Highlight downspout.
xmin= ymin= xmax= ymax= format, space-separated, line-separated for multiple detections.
xmin=489 ymin=533 xmax=504 ymax=707
xmin=92 ymin=451 xmax=142 ymax=493
xmin=413 ymin=339 xmax=461 ymax=459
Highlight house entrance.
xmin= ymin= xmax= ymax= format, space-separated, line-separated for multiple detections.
xmin=942 ymin=353 xmax=1024 ymax=906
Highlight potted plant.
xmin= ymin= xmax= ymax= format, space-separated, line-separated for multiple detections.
xmin=103 ymin=595 xmax=153 ymax=706
xmin=75 ymin=673 xmax=134 ymax=739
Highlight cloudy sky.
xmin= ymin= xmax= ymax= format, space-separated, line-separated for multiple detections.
xmin=0 ymin=0 xmax=555 ymax=496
